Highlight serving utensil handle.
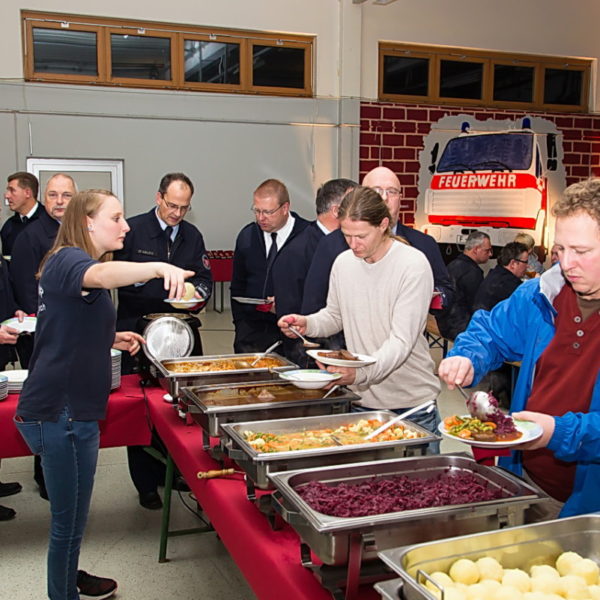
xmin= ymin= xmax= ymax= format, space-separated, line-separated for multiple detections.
xmin=196 ymin=468 xmax=235 ymax=479
xmin=364 ymin=399 xmax=435 ymax=440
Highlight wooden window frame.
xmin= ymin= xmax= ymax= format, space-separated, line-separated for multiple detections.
xmin=379 ymin=42 xmax=591 ymax=113
xmin=22 ymin=10 xmax=314 ymax=98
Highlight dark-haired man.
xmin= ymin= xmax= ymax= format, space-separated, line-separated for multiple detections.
xmin=1 ymin=172 xmax=41 ymax=256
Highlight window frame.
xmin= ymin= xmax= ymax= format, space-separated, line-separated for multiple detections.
xmin=22 ymin=10 xmax=314 ymax=98
xmin=379 ymin=42 xmax=591 ymax=113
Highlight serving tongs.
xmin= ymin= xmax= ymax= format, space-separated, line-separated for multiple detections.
xmin=364 ymin=399 xmax=436 ymax=441
xmin=250 ymin=340 xmax=282 ymax=366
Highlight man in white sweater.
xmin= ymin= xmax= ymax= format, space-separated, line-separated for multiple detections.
xmin=279 ymin=186 xmax=441 ymax=439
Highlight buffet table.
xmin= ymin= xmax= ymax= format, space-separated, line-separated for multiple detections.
xmin=0 ymin=374 xmax=151 ymax=458
xmin=145 ymin=386 xmax=379 ymax=600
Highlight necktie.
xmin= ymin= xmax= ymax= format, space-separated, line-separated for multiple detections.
xmin=21 ymin=216 xmax=28 ymax=224
xmin=165 ymin=226 xmax=173 ymax=256
xmin=264 ymin=232 xmax=278 ymax=296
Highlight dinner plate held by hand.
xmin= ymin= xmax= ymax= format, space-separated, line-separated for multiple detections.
xmin=438 ymin=416 xmax=543 ymax=449
xmin=163 ymin=298 xmax=201 ymax=308
xmin=306 ymin=349 xmax=377 ymax=368
xmin=1 ymin=316 xmax=36 ymax=333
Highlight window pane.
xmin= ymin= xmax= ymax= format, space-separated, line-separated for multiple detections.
xmin=184 ymin=40 xmax=240 ymax=84
xmin=544 ymin=68 xmax=583 ymax=105
xmin=32 ymin=28 xmax=97 ymax=75
xmin=493 ymin=64 xmax=534 ymax=102
xmin=252 ymin=45 xmax=305 ymax=88
xmin=382 ymin=55 xmax=428 ymax=96
xmin=440 ymin=60 xmax=483 ymax=99
xmin=111 ymin=34 xmax=171 ymax=80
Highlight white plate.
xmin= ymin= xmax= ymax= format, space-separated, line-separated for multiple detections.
xmin=232 ymin=297 xmax=271 ymax=305
xmin=163 ymin=298 xmax=200 ymax=307
xmin=306 ymin=349 xmax=377 ymax=368
xmin=1 ymin=316 xmax=36 ymax=333
xmin=278 ymin=369 xmax=342 ymax=389
xmin=438 ymin=416 xmax=543 ymax=448
xmin=1 ymin=369 xmax=28 ymax=383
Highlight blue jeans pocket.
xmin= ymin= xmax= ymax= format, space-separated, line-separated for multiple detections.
xmin=14 ymin=417 xmax=44 ymax=455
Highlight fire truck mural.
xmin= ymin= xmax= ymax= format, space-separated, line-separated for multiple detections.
xmin=415 ymin=116 xmax=566 ymax=261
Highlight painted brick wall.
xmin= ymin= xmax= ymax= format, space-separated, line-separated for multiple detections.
xmin=359 ymin=102 xmax=600 ymax=226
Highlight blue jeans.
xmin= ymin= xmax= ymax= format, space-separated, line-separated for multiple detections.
xmin=15 ymin=407 xmax=100 ymax=600
xmin=353 ymin=402 xmax=441 ymax=454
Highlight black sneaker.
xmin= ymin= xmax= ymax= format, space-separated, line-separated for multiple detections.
xmin=76 ymin=570 xmax=117 ymax=599
xmin=0 ymin=481 xmax=22 ymax=498
xmin=0 ymin=505 xmax=16 ymax=521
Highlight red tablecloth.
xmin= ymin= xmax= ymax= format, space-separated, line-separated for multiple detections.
xmin=0 ymin=374 xmax=151 ymax=459
xmin=145 ymin=388 xmax=378 ymax=600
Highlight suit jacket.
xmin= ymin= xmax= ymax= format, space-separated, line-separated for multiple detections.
xmin=472 ymin=264 xmax=522 ymax=312
xmin=0 ymin=202 xmax=42 ymax=256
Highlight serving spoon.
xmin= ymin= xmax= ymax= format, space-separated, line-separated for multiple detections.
xmin=250 ymin=339 xmax=282 ymax=366
xmin=364 ymin=399 xmax=435 ymax=441
xmin=287 ymin=324 xmax=320 ymax=348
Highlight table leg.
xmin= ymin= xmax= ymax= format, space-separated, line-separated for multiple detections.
xmin=158 ymin=453 xmax=175 ymax=563
xmin=344 ymin=533 xmax=363 ymax=600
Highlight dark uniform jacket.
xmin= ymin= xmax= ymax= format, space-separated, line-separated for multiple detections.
xmin=115 ymin=209 xmax=212 ymax=330
xmin=0 ymin=256 xmax=18 ymax=369
xmin=0 ymin=202 xmax=42 ymax=256
xmin=10 ymin=210 xmax=59 ymax=314
xmin=472 ymin=264 xmax=522 ymax=313
xmin=230 ymin=213 xmax=309 ymax=352
xmin=436 ymin=253 xmax=484 ymax=340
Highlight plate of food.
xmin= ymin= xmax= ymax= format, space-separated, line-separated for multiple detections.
xmin=163 ymin=298 xmax=201 ymax=308
xmin=232 ymin=297 xmax=272 ymax=305
xmin=438 ymin=414 xmax=543 ymax=448
xmin=1 ymin=316 xmax=36 ymax=333
xmin=306 ymin=349 xmax=377 ymax=368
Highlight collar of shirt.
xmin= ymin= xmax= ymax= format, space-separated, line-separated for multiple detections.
xmin=263 ymin=214 xmax=295 ymax=255
xmin=316 ymin=219 xmax=331 ymax=235
xmin=22 ymin=202 xmax=39 ymax=221
xmin=154 ymin=208 xmax=180 ymax=240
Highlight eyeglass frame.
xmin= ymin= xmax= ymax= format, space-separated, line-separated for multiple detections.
xmin=251 ymin=202 xmax=288 ymax=217
xmin=160 ymin=195 xmax=191 ymax=214
xmin=372 ymin=186 xmax=402 ymax=199
xmin=513 ymin=258 xmax=529 ymax=264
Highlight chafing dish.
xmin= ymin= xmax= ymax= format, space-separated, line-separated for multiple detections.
xmin=181 ymin=380 xmax=359 ymax=450
xmin=221 ymin=411 xmax=438 ymax=499
xmin=374 ymin=578 xmax=403 ymax=600
xmin=378 ymin=513 xmax=600 ymax=600
xmin=269 ymin=454 xmax=548 ymax=599
xmin=148 ymin=352 xmax=298 ymax=398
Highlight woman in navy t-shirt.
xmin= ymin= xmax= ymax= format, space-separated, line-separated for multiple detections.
xmin=14 ymin=190 xmax=193 ymax=600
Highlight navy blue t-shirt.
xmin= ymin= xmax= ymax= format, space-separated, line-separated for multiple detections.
xmin=17 ymin=247 xmax=116 ymax=421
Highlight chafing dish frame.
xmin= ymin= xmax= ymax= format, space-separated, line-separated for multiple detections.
xmin=378 ymin=513 xmax=600 ymax=600
xmin=269 ymin=454 xmax=549 ymax=600
xmin=220 ymin=411 xmax=439 ymax=499
xmin=181 ymin=380 xmax=360 ymax=450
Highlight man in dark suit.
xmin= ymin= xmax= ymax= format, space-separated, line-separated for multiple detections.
xmin=1 ymin=172 xmax=41 ymax=257
xmin=230 ymin=179 xmax=309 ymax=353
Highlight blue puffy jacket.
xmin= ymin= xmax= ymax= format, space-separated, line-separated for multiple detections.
xmin=448 ymin=264 xmax=600 ymax=517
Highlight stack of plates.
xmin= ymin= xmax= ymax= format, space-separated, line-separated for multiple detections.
xmin=111 ymin=349 xmax=121 ymax=390
xmin=0 ymin=375 xmax=8 ymax=400
xmin=0 ymin=369 xmax=28 ymax=394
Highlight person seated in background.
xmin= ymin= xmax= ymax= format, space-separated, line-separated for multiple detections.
xmin=514 ymin=231 xmax=545 ymax=276
xmin=279 ymin=186 xmax=441 ymax=443
xmin=436 ymin=231 xmax=492 ymax=340
xmin=438 ymin=177 xmax=600 ymax=520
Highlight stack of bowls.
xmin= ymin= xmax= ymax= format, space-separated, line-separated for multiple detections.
xmin=111 ymin=349 xmax=121 ymax=390
xmin=0 ymin=374 xmax=8 ymax=400
xmin=1 ymin=369 xmax=28 ymax=394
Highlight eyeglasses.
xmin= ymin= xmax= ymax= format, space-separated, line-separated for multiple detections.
xmin=161 ymin=197 xmax=191 ymax=214
xmin=372 ymin=187 xmax=402 ymax=199
xmin=46 ymin=192 xmax=74 ymax=200
xmin=251 ymin=203 xmax=286 ymax=217
xmin=514 ymin=258 xmax=529 ymax=264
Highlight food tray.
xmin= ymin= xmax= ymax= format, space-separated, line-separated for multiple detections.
xmin=221 ymin=411 xmax=438 ymax=494
xmin=378 ymin=513 xmax=600 ymax=600
xmin=181 ymin=380 xmax=360 ymax=449
xmin=148 ymin=352 xmax=298 ymax=398
xmin=374 ymin=578 xmax=403 ymax=600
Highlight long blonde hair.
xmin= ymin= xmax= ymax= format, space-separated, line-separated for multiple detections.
xmin=38 ymin=189 xmax=115 ymax=277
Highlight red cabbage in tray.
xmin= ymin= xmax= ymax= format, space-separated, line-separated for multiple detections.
xmin=296 ymin=470 xmax=503 ymax=517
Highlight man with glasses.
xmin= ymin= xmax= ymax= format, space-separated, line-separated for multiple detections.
xmin=115 ymin=172 xmax=212 ymax=510
xmin=437 ymin=230 xmax=492 ymax=340
xmin=230 ymin=178 xmax=308 ymax=353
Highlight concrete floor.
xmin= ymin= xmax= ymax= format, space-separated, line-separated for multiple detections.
xmin=0 ymin=305 xmax=469 ymax=600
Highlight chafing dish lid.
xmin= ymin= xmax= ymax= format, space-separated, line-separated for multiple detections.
xmin=142 ymin=316 xmax=194 ymax=361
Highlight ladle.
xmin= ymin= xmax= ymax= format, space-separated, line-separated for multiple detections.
xmin=250 ymin=340 xmax=281 ymax=366
xmin=287 ymin=324 xmax=320 ymax=348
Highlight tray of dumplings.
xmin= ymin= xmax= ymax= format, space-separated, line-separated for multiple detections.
xmin=377 ymin=513 xmax=600 ymax=600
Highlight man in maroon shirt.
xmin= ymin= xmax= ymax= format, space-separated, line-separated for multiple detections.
xmin=438 ymin=177 xmax=600 ymax=518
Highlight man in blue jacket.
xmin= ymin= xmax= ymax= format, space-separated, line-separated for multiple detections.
xmin=439 ymin=177 xmax=600 ymax=518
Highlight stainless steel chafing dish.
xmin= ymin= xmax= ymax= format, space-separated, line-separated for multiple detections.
xmin=378 ymin=513 xmax=600 ymax=600
xmin=221 ymin=411 xmax=438 ymax=499
xmin=269 ymin=454 xmax=548 ymax=599
xmin=374 ymin=578 xmax=403 ymax=600
xmin=148 ymin=352 xmax=298 ymax=399
xmin=181 ymin=380 xmax=359 ymax=450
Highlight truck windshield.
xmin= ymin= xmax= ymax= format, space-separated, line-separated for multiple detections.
xmin=437 ymin=133 xmax=533 ymax=173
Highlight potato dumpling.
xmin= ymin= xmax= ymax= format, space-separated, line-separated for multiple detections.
xmin=530 ymin=577 xmax=560 ymax=595
xmin=493 ymin=585 xmax=523 ymax=600
xmin=559 ymin=574 xmax=591 ymax=600
xmin=502 ymin=568 xmax=531 ymax=593
xmin=425 ymin=571 xmax=454 ymax=593
xmin=570 ymin=558 xmax=600 ymax=586
xmin=450 ymin=559 xmax=480 ymax=585
xmin=171 ymin=282 xmax=197 ymax=309
xmin=444 ymin=587 xmax=468 ymax=600
xmin=522 ymin=593 xmax=549 ymax=600
xmin=466 ymin=582 xmax=489 ymax=600
xmin=530 ymin=565 xmax=560 ymax=580
xmin=476 ymin=557 xmax=503 ymax=582
xmin=588 ymin=584 xmax=600 ymax=600
xmin=557 ymin=552 xmax=584 ymax=577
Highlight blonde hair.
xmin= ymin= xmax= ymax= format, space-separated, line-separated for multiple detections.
xmin=38 ymin=189 xmax=115 ymax=277
xmin=555 ymin=178 xmax=600 ymax=227
xmin=514 ymin=232 xmax=535 ymax=251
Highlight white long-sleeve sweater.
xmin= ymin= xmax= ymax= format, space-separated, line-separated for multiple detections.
xmin=305 ymin=240 xmax=440 ymax=409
